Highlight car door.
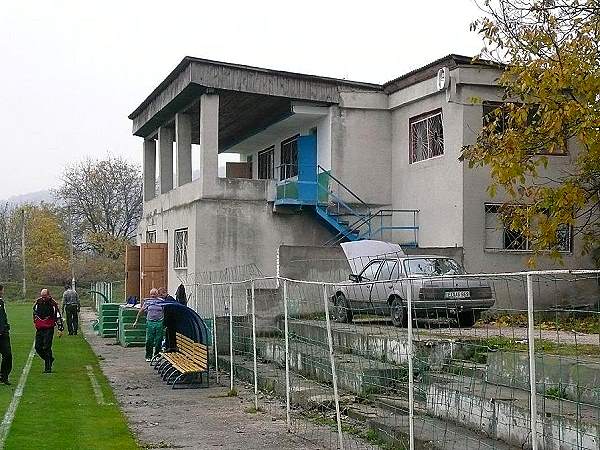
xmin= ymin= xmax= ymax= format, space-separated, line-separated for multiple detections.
xmin=370 ymin=259 xmax=399 ymax=315
xmin=346 ymin=260 xmax=383 ymax=314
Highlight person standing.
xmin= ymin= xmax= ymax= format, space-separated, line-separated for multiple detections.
xmin=62 ymin=284 xmax=80 ymax=335
xmin=33 ymin=289 xmax=64 ymax=373
xmin=0 ymin=285 xmax=12 ymax=385
xmin=157 ymin=287 xmax=176 ymax=303
xmin=133 ymin=288 xmax=165 ymax=362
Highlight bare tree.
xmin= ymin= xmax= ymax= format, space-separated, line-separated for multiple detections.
xmin=57 ymin=156 xmax=143 ymax=258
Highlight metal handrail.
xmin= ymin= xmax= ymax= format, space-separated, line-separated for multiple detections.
xmin=317 ymin=165 xmax=369 ymax=209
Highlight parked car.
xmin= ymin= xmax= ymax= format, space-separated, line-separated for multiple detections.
xmin=331 ymin=254 xmax=494 ymax=327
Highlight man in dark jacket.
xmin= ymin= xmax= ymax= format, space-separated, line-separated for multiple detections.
xmin=0 ymin=285 xmax=12 ymax=385
xmin=33 ymin=289 xmax=64 ymax=373
xmin=62 ymin=284 xmax=80 ymax=335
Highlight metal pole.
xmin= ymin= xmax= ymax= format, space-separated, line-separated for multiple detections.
xmin=211 ymin=284 xmax=219 ymax=383
xmin=229 ymin=283 xmax=234 ymax=392
xmin=251 ymin=280 xmax=259 ymax=410
xmin=21 ymin=208 xmax=26 ymax=299
xmin=526 ymin=273 xmax=539 ymax=450
xmin=283 ymin=279 xmax=291 ymax=431
xmin=406 ymin=279 xmax=415 ymax=450
xmin=322 ymin=284 xmax=343 ymax=450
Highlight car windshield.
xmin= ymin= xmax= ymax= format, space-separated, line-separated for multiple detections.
xmin=403 ymin=258 xmax=465 ymax=276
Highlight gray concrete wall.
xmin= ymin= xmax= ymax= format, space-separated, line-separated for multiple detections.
xmin=460 ymin=84 xmax=597 ymax=307
xmin=390 ymin=84 xmax=464 ymax=249
xmin=278 ymin=245 xmax=349 ymax=282
xmin=331 ymin=105 xmax=392 ymax=207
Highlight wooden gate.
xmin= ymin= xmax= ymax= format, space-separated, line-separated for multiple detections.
xmin=125 ymin=245 xmax=140 ymax=300
xmin=140 ymin=243 xmax=168 ymax=299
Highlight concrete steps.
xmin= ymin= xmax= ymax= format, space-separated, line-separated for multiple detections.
xmin=426 ymin=372 xmax=600 ymax=449
xmin=226 ymin=318 xmax=599 ymax=449
xmin=218 ymin=354 xmax=512 ymax=450
xmin=255 ymin=336 xmax=407 ymax=395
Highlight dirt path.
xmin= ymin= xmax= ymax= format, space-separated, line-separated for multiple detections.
xmin=81 ymin=308 xmax=351 ymax=450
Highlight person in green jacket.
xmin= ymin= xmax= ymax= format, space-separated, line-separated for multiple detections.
xmin=0 ymin=285 xmax=12 ymax=385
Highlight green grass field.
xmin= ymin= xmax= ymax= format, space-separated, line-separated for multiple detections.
xmin=0 ymin=302 xmax=138 ymax=450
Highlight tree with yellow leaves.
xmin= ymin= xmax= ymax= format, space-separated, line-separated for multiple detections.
xmin=23 ymin=204 xmax=70 ymax=284
xmin=463 ymin=0 xmax=600 ymax=262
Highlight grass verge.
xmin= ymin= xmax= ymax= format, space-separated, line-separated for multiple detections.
xmin=1 ymin=303 xmax=138 ymax=449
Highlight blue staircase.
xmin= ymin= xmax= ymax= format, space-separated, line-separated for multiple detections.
xmin=273 ymin=134 xmax=419 ymax=246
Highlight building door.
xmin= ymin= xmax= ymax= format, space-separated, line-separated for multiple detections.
xmin=140 ymin=243 xmax=168 ymax=299
xmin=297 ymin=134 xmax=317 ymax=203
xmin=125 ymin=245 xmax=140 ymax=300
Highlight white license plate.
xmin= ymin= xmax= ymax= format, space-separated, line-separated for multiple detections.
xmin=445 ymin=290 xmax=470 ymax=299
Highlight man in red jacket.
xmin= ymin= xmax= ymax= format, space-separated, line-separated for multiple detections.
xmin=33 ymin=289 xmax=64 ymax=373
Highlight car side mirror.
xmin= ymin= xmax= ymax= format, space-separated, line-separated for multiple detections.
xmin=349 ymin=274 xmax=361 ymax=283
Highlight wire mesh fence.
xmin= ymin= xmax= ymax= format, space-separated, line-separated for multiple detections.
xmin=188 ymin=269 xmax=600 ymax=450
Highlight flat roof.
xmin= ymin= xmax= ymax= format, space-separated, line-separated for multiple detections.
xmin=128 ymin=56 xmax=383 ymax=120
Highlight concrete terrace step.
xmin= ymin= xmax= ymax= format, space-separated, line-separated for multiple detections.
xmin=286 ymin=319 xmax=481 ymax=369
xmin=219 ymin=354 xmax=514 ymax=450
xmin=255 ymin=336 xmax=406 ymax=395
xmin=426 ymin=372 xmax=600 ymax=449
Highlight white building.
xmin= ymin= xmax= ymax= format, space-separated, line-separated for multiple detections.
xmin=129 ymin=55 xmax=593 ymax=305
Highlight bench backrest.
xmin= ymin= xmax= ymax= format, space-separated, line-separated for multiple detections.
xmin=175 ymin=332 xmax=208 ymax=369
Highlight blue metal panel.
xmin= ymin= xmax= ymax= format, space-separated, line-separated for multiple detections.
xmin=297 ymin=135 xmax=317 ymax=204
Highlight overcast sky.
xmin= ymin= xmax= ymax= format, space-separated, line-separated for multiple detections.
xmin=0 ymin=0 xmax=484 ymax=199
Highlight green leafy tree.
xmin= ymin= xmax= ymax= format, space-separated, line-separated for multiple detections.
xmin=463 ymin=0 xmax=600 ymax=262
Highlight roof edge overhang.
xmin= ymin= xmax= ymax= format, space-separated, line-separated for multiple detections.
xmin=382 ymin=54 xmax=505 ymax=94
xmin=129 ymin=57 xmax=383 ymax=137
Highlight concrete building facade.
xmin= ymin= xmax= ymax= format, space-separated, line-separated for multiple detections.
xmin=129 ymin=55 xmax=594 ymax=304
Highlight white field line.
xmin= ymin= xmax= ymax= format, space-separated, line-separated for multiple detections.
xmin=0 ymin=343 xmax=35 ymax=448
xmin=86 ymin=365 xmax=109 ymax=406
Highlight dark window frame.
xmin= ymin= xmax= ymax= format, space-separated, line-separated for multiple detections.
xmin=280 ymin=135 xmax=299 ymax=180
xmin=483 ymin=203 xmax=572 ymax=253
xmin=257 ymin=146 xmax=275 ymax=180
xmin=481 ymin=101 xmax=568 ymax=156
xmin=409 ymin=109 xmax=444 ymax=164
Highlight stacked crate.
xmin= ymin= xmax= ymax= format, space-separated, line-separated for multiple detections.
xmin=118 ymin=305 xmax=146 ymax=347
xmin=98 ymin=303 xmax=120 ymax=338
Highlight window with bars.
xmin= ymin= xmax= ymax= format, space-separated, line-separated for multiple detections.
xmin=409 ymin=110 xmax=444 ymax=163
xmin=258 ymin=146 xmax=275 ymax=179
xmin=484 ymin=204 xmax=572 ymax=252
xmin=174 ymin=228 xmax=188 ymax=269
xmin=280 ymin=135 xmax=299 ymax=180
xmin=146 ymin=230 xmax=156 ymax=243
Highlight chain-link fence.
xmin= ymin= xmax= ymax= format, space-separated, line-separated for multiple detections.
xmin=187 ymin=269 xmax=599 ymax=449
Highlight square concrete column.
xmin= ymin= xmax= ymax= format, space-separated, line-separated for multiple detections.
xmin=143 ymin=139 xmax=156 ymax=201
xmin=158 ymin=126 xmax=174 ymax=194
xmin=199 ymin=93 xmax=219 ymax=193
xmin=175 ymin=112 xmax=192 ymax=187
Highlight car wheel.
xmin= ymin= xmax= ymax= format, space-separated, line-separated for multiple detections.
xmin=390 ymin=297 xmax=407 ymax=327
xmin=457 ymin=310 xmax=479 ymax=328
xmin=334 ymin=293 xmax=353 ymax=323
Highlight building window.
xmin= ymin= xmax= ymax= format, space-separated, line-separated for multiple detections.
xmin=484 ymin=204 xmax=572 ymax=252
xmin=258 ymin=146 xmax=275 ymax=179
xmin=280 ymin=135 xmax=299 ymax=180
xmin=174 ymin=228 xmax=188 ymax=269
xmin=146 ymin=231 xmax=156 ymax=243
xmin=409 ymin=110 xmax=444 ymax=164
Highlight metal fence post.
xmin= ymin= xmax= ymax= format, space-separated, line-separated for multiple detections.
xmin=283 ymin=279 xmax=291 ymax=431
xmin=526 ymin=273 xmax=539 ymax=450
xmin=251 ymin=280 xmax=259 ymax=411
xmin=322 ymin=283 xmax=343 ymax=450
xmin=406 ymin=279 xmax=415 ymax=450
xmin=229 ymin=283 xmax=234 ymax=391
xmin=211 ymin=284 xmax=219 ymax=384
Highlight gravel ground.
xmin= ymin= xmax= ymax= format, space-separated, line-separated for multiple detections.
xmin=81 ymin=308 xmax=355 ymax=450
